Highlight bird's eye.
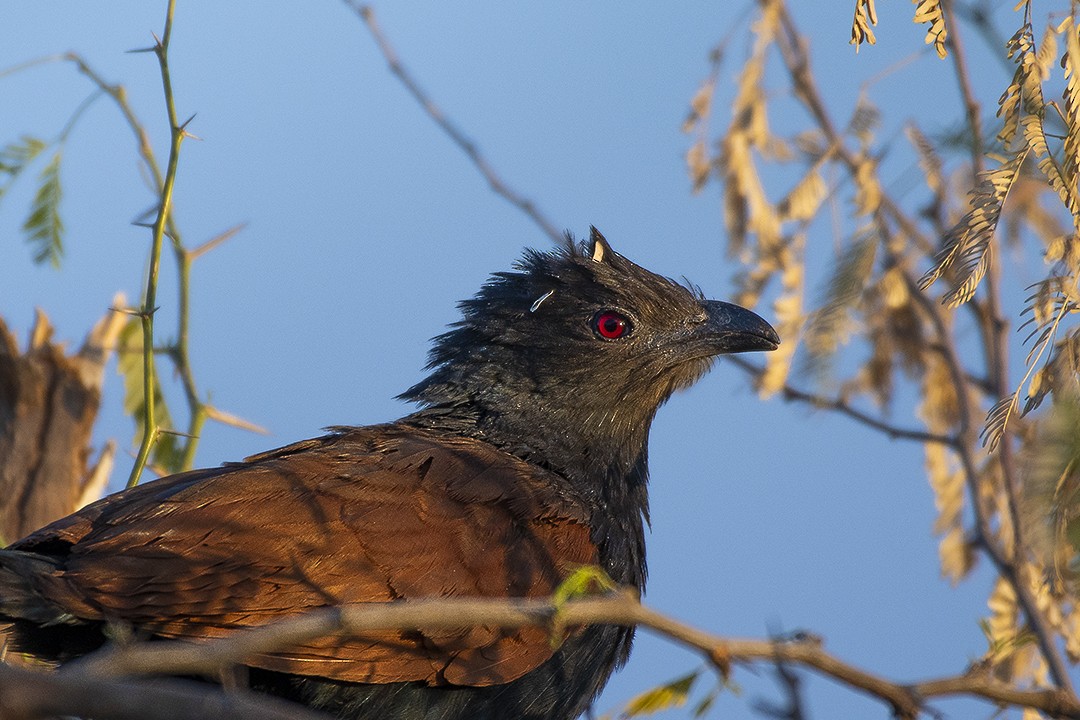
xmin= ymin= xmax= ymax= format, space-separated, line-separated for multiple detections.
xmin=593 ymin=310 xmax=631 ymax=340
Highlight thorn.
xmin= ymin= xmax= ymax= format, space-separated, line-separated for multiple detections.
xmin=190 ymin=222 xmax=247 ymax=261
xmin=205 ymin=405 xmax=271 ymax=435
xmin=133 ymin=205 xmax=159 ymax=226
xmin=179 ymin=113 xmax=198 ymax=131
xmin=125 ymin=46 xmax=158 ymax=55
xmin=157 ymin=428 xmax=198 ymax=440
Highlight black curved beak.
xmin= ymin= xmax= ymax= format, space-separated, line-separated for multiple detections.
xmin=701 ymin=300 xmax=780 ymax=354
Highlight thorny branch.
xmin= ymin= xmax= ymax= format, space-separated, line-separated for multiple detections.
xmin=33 ymin=43 xmax=248 ymax=478
xmin=50 ymin=49 xmax=213 ymax=480
xmin=126 ymin=0 xmax=184 ymax=488
xmin=15 ymin=592 xmax=1080 ymax=720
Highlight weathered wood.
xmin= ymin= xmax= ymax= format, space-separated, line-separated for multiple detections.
xmin=0 ymin=303 xmax=123 ymax=544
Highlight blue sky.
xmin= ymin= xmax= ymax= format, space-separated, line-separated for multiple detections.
xmin=0 ymin=2 xmax=1040 ymax=717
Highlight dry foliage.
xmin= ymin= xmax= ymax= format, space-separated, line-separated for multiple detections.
xmin=686 ymin=0 xmax=1080 ymax=709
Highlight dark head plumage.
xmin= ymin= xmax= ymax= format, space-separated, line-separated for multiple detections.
xmin=401 ymin=227 xmax=778 ymax=460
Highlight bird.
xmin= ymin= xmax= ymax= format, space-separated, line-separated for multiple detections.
xmin=0 ymin=228 xmax=778 ymax=720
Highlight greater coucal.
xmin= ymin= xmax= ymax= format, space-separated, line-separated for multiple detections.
xmin=0 ymin=229 xmax=778 ymax=719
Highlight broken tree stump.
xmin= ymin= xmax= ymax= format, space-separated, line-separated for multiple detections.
xmin=0 ymin=302 xmax=123 ymax=544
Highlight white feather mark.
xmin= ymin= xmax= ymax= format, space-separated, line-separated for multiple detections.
xmin=530 ymin=289 xmax=556 ymax=313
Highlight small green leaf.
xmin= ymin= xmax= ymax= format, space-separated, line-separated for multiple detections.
xmin=692 ymin=688 xmax=719 ymax=717
xmin=117 ymin=317 xmax=182 ymax=474
xmin=978 ymin=617 xmax=1036 ymax=659
xmin=22 ymin=150 xmax=64 ymax=268
xmin=0 ymin=135 xmax=47 ymax=202
xmin=551 ymin=565 xmax=617 ymax=605
xmin=621 ymin=671 xmax=699 ymax=717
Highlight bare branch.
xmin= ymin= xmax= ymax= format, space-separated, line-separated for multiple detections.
xmin=773 ymin=3 xmax=935 ymax=258
xmin=940 ymin=0 xmax=1044 ymax=692
xmin=0 ymin=663 xmax=329 ymax=720
xmin=346 ymin=2 xmax=564 ymax=245
xmin=764 ymin=1 xmax=1077 ymax=695
xmin=724 ymin=355 xmax=956 ymax=446
xmin=903 ymin=265 xmax=1077 ymax=694
xmin=941 ymin=0 xmax=984 ymax=175
xmin=50 ymin=591 xmax=1080 ymax=719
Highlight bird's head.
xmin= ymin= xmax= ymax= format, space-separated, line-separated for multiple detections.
xmin=401 ymin=228 xmax=778 ymax=460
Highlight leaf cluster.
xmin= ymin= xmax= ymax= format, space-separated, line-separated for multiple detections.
xmin=0 ymin=136 xmax=63 ymax=267
xmin=683 ymin=0 xmax=1080 ymax=706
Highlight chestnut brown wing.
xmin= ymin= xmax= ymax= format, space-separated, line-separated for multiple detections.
xmin=13 ymin=424 xmax=598 ymax=686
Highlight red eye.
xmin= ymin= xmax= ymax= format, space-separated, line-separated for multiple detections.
xmin=593 ymin=310 xmax=631 ymax=340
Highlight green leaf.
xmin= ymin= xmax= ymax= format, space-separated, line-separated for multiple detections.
xmin=551 ymin=565 xmax=617 ymax=605
xmin=978 ymin=616 xmax=1036 ymax=658
xmin=621 ymin=671 xmax=699 ymax=717
xmin=117 ymin=316 xmax=183 ymax=474
xmin=0 ymin=135 xmax=47 ymax=202
xmin=22 ymin=150 xmax=64 ymax=268
xmin=692 ymin=688 xmax=719 ymax=717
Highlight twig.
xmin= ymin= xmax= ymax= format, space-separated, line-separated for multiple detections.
xmin=943 ymin=0 xmax=1048 ymax=690
xmin=941 ymin=0 xmax=985 ymax=176
xmin=902 ymin=266 xmax=1076 ymax=694
xmin=752 ymin=658 xmax=808 ymax=720
xmin=772 ymin=1 xmax=1076 ymax=696
xmin=346 ymin=2 xmax=564 ymax=245
xmin=0 ymin=53 xmax=68 ymax=80
xmin=724 ymin=356 xmax=955 ymax=446
xmin=61 ymin=592 xmax=1080 ymax=719
xmin=189 ymin=222 xmax=246 ymax=261
xmin=44 ymin=49 xmax=223 ymax=476
xmin=773 ymin=4 xmax=935 ymax=258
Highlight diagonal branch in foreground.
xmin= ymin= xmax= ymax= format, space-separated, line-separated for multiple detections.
xmin=0 ymin=662 xmax=329 ymax=720
xmin=61 ymin=591 xmax=1080 ymax=720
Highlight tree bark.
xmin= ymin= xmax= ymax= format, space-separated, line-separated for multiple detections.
xmin=0 ymin=301 xmax=123 ymax=545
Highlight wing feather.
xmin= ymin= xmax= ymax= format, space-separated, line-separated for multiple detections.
xmin=13 ymin=424 xmax=597 ymax=685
